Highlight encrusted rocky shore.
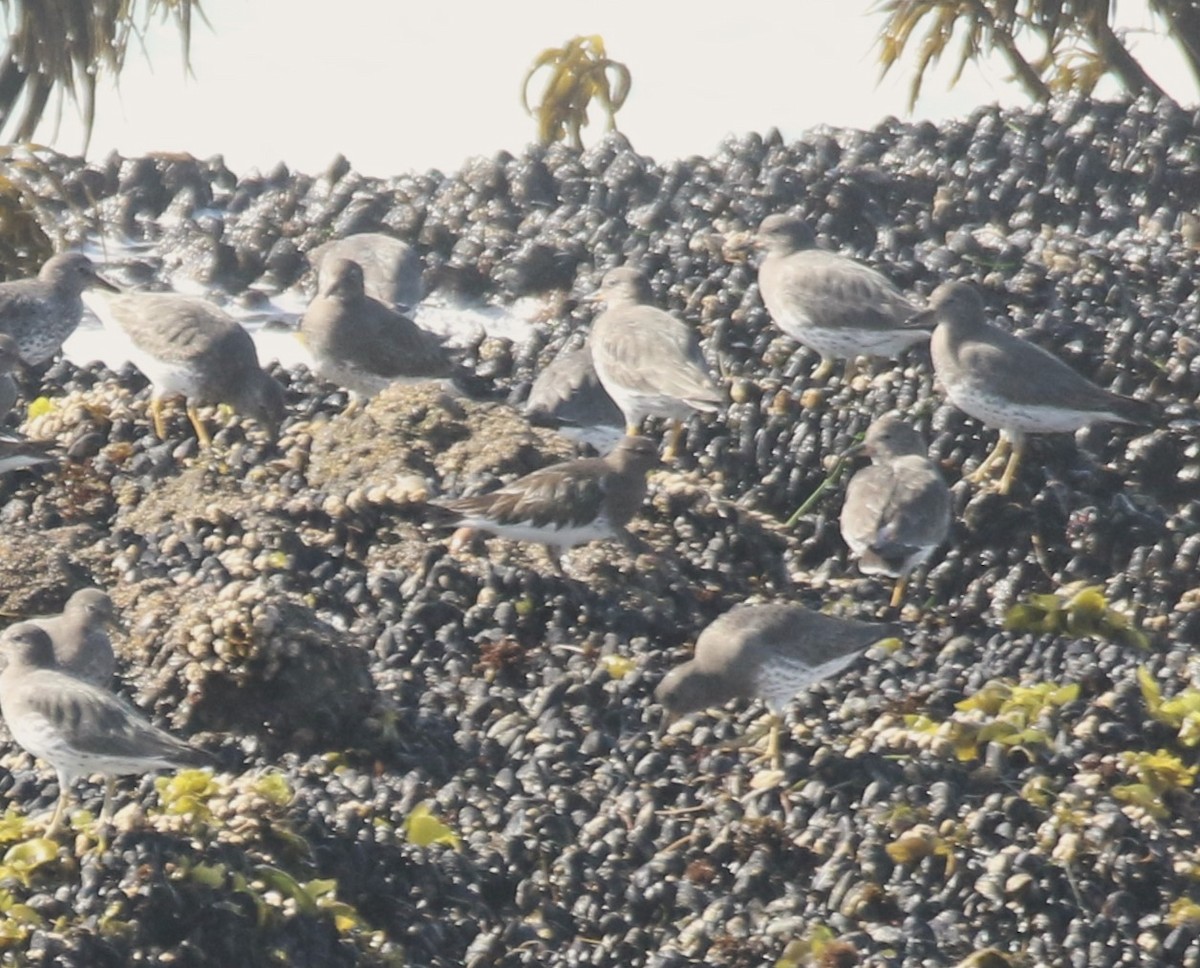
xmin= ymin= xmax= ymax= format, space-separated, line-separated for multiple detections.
xmin=0 ymin=94 xmax=1197 ymax=966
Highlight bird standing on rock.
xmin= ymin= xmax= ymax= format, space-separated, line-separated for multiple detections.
xmin=917 ymin=281 xmax=1158 ymax=495
xmin=0 ymin=252 xmax=118 ymax=366
xmin=588 ymin=267 xmax=723 ymax=459
xmin=754 ymin=214 xmax=929 ymax=383
xmin=437 ymin=434 xmax=659 ymax=568
xmin=839 ymin=413 xmax=951 ymax=608
xmin=299 ymin=258 xmax=453 ymax=406
xmin=25 ymin=588 xmax=122 ymax=687
xmin=83 ymin=289 xmax=286 ymax=447
xmin=656 ymin=602 xmax=898 ymax=769
xmin=0 ymin=623 xmax=213 ymax=836
xmin=0 ymin=430 xmax=56 ymax=475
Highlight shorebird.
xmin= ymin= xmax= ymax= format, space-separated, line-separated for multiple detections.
xmin=437 ymin=434 xmax=659 ymax=566
xmin=25 ymin=588 xmax=121 ymax=687
xmin=82 ymin=290 xmax=286 ymax=447
xmin=310 ymin=232 xmax=423 ymax=312
xmin=918 ymin=281 xmax=1158 ymax=495
xmin=754 ymin=214 xmax=929 ymax=382
xmin=0 ymin=623 xmax=213 ymax=836
xmin=298 ymin=258 xmax=452 ymax=404
xmin=839 ymin=413 xmax=951 ymax=608
xmin=0 ymin=253 xmax=118 ymax=365
xmin=524 ymin=344 xmax=624 ymax=450
xmin=656 ymin=602 xmax=897 ymax=768
xmin=588 ymin=267 xmax=723 ymax=458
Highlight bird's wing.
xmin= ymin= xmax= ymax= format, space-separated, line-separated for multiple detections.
xmin=446 ymin=460 xmax=608 ymax=529
xmin=958 ymin=337 xmax=1125 ymax=413
xmin=778 ymin=254 xmax=915 ymax=331
xmin=593 ymin=308 xmax=721 ymax=402
xmin=18 ymin=670 xmax=193 ymax=762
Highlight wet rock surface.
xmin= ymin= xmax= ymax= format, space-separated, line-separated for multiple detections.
xmin=0 ymin=96 xmax=1197 ymax=965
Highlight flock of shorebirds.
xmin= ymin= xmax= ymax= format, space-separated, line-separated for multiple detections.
xmin=0 ymin=212 xmax=1160 ymax=835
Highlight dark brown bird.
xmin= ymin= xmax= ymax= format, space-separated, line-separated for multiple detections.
xmin=438 ymin=435 xmax=659 ymax=562
xmin=26 ymin=588 xmax=121 ymax=687
xmin=310 ymin=232 xmax=424 ymax=312
xmin=0 ymin=430 xmax=56 ymax=475
xmin=524 ymin=344 xmax=624 ymax=449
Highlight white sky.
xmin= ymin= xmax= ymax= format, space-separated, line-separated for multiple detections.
xmin=34 ymin=1 xmax=1197 ymax=178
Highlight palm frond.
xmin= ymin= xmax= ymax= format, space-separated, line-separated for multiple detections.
xmin=0 ymin=0 xmax=203 ymax=149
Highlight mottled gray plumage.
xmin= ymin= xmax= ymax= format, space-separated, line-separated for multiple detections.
xmin=920 ymin=281 xmax=1157 ymax=493
xmin=0 ymin=333 xmax=19 ymax=419
xmin=525 ymin=344 xmax=624 ymax=449
xmin=300 ymin=258 xmax=452 ymax=398
xmin=589 ymin=267 xmax=723 ymax=437
xmin=439 ymin=434 xmax=659 ymax=555
xmin=656 ymin=603 xmax=896 ymax=718
xmin=83 ymin=290 xmax=286 ymax=445
xmin=28 ymin=589 xmax=119 ymax=687
xmin=310 ymin=232 xmax=423 ymax=311
xmin=0 ymin=623 xmax=212 ymax=834
xmin=840 ymin=413 xmax=951 ymax=606
xmin=0 ymin=253 xmax=118 ymax=365
xmin=755 ymin=214 xmax=928 ymax=378
xmin=0 ymin=430 xmax=56 ymax=474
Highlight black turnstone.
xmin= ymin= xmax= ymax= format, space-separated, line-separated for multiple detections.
xmin=588 ymin=267 xmax=723 ymax=457
xmin=919 ymin=281 xmax=1157 ymax=494
xmin=839 ymin=413 xmax=951 ymax=608
xmin=0 ymin=253 xmax=117 ymax=365
xmin=438 ymin=434 xmax=659 ymax=564
xmin=755 ymin=214 xmax=928 ymax=381
xmin=82 ymin=290 xmax=286 ymax=446
xmin=0 ymin=623 xmax=212 ymax=835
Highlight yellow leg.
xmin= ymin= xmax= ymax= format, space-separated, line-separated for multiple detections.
xmin=734 ymin=712 xmax=784 ymax=770
xmin=766 ymin=714 xmax=782 ymax=771
xmin=45 ymin=781 xmax=70 ymax=838
xmin=968 ymin=435 xmax=1010 ymax=483
xmin=341 ymin=395 xmax=364 ymax=418
xmin=625 ymin=422 xmax=641 ymax=436
xmin=186 ymin=405 xmax=213 ymax=448
xmin=811 ymin=357 xmax=835 ymax=382
xmin=842 ymin=357 xmax=861 ymax=383
xmin=100 ymin=776 xmax=117 ymax=826
xmin=998 ymin=436 xmax=1026 ymax=496
xmin=890 ymin=574 xmax=909 ymax=609
xmin=151 ymin=398 xmax=168 ymax=440
xmin=663 ymin=420 xmax=684 ymax=461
